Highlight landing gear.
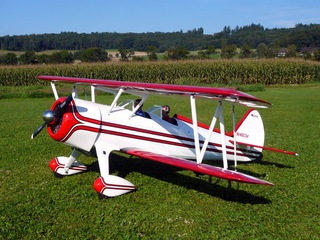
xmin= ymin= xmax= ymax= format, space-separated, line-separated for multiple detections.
xmin=92 ymin=143 xmax=135 ymax=198
xmin=93 ymin=176 xmax=135 ymax=198
xmin=49 ymin=149 xmax=87 ymax=176
xmin=49 ymin=156 xmax=87 ymax=176
xmin=49 ymin=145 xmax=136 ymax=198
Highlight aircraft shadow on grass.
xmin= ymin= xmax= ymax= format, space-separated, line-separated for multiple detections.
xmin=255 ymin=158 xmax=294 ymax=169
xmin=223 ymin=158 xmax=294 ymax=179
xmin=83 ymin=153 xmax=272 ymax=205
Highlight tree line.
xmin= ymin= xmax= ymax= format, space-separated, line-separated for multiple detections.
xmin=1 ymin=24 xmax=319 ymax=52
xmin=0 ymin=28 xmax=205 ymax=53
xmin=1 ymin=42 xmax=319 ymax=66
xmin=214 ymin=23 xmax=320 ymax=50
xmin=1 ymin=24 xmax=320 ymax=65
xmin=0 ymin=48 xmax=112 ymax=65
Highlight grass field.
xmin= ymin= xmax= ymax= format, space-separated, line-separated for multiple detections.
xmin=0 ymin=85 xmax=319 ymax=239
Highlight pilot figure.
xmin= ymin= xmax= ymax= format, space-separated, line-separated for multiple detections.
xmin=162 ymin=105 xmax=177 ymax=125
xmin=135 ymin=99 xmax=150 ymax=118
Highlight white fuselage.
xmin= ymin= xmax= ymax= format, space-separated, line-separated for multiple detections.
xmin=58 ymin=99 xmax=260 ymax=162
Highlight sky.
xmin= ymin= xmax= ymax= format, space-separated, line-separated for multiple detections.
xmin=1 ymin=0 xmax=320 ymax=36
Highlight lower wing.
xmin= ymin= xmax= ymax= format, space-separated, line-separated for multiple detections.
xmin=120 ymin=148 xmax=273 ymax=186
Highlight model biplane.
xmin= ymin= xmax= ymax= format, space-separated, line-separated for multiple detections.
xmin=31 ymin=76 xmax=297 ymax=198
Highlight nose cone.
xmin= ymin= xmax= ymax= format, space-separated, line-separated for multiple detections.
xmin=42 ymin=110 xmax=55 ymax=124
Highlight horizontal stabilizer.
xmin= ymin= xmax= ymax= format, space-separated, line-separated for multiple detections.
xmin=121 ymin=148 xmax=273 ymax=186
xmin=230 ymin=140 xmax=298 ymax=156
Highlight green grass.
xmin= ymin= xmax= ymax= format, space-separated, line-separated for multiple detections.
xmin=1 ymin=86 xmax=319 ymax=239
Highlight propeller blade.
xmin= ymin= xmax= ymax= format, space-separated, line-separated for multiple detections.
xmin=53 ymin=95 xmax=73 ymax=118
xmin=31 ymin=122 xmax=47 ymax=139
xmin=31 ymin=95 xmax=73 ymax=139
xmin=62 ymin=94 xmax=73 ymax=108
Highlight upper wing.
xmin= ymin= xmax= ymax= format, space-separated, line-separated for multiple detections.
xmin=121 ymin=148 xmax=273 ymax=186
xmin=38 ymin=76 xmax=271 ymax=108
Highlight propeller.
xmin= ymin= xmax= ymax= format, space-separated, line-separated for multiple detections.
xmin=31 ymin=95 xmax=73 ymax=139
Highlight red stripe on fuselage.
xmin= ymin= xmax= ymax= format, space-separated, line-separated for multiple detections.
xmin=59 ymin=101 xmax=260 ymax=159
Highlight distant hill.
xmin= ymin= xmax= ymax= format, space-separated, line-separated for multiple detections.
xmin=0 ymin=24 xmax=319 ymax=52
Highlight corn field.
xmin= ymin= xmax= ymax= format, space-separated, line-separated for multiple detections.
xmin=1 ymin=59 xmax=320 ymax=86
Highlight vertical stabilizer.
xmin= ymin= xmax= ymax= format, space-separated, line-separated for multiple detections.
xmin=235 ymin=109 xmax=265 ymax=152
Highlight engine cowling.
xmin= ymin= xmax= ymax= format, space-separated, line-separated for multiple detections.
xmin=47 ymin=98 xmax=101 ymax=152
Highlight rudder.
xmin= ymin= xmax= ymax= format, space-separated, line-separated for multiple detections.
xmin=234 ymin=109 xmax=265 ymax=152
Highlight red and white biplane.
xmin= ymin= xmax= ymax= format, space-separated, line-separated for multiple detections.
xmin=32 ymin=76 xmax=297 ymax=198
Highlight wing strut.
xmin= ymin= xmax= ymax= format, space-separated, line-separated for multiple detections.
xmin=198 ymin=101 xmax=220 ymax=163
xmin=190 ymin=97 xmax=228 ymax=170
xmin=190 ymin=95 xmax=201 ymax=163
xmin=91 ymin=85 xmax=95 ymax=102
xmin=108 ymin=88 xmax=124 ymax=115
xmin=218 ymin=100 xmax=228 ymax=169
xmin=51 ymin=81 xmax=59 ymax=100
xmin=232 ymin=103 xmax=238 ymax=169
